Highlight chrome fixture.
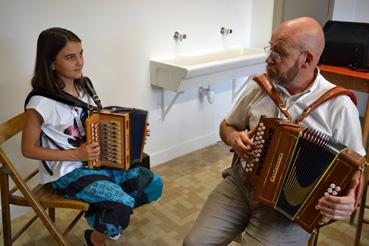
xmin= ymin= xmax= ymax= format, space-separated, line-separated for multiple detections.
xmin=220 ymin=27 xmax=233 ymax=36
xmin=199 ymin=85 xmax=215 ymax=104
xmin=173 ymin=31 xmax=187 ymax=42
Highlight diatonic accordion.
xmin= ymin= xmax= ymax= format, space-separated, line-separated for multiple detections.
xmin=86 ymin=106 xmax=148 ymax=170
xmin=235 ymin=116 xmax=366 ymax=232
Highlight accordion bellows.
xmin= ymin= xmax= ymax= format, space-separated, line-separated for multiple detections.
xmin=237 ymin=116 xmax=366 ymax=232
xmin=86 ymin=107 xmax=148 ymax=170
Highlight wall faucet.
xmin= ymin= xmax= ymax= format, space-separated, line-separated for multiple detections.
xmin=173 ymin=31 xmax=187 ymax=42
xmin=199 ymin=85 xmax=215 ymax=104
xmin=220 ymin=27 xmax=233 ymax=36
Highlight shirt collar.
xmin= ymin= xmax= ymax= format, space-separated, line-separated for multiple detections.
xmin=275 ymin=67 xmax=321 ymax=99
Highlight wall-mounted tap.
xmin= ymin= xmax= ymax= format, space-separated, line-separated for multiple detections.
xmin=173 ymin=31 xmax=187 ymax=42
xmin=199 ymin=85 xmax=215 ymax=104
xmin=220 ymin=27 xmax=233 ymax=36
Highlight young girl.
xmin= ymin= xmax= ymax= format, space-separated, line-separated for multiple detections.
xmin=22 ymin=27 xmax=163 ymax=246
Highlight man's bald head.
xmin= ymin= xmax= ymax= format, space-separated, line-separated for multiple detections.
xmin=273 ymin=17 xmax=325 ymax=65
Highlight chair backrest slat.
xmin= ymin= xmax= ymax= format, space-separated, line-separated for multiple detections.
xmin=0 ymin=113 xmax=25 ymax=145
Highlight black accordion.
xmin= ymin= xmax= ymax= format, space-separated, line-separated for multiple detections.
xmin=86 ymin=106 xmax=148 ymax=170
xmin=234 ymin=116 xmax=366 ymax=232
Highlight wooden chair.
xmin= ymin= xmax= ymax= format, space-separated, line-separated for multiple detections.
xmin=352 ymin=167 xmax=369 ymax=246
xmin=307 ymin=228 xmax=319 ymax=246
xmin=0 ymin=113 xmax=89 ymax=246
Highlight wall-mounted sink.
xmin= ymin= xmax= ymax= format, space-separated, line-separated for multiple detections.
xmin=150 ymin=47 xmax=266 ymax=92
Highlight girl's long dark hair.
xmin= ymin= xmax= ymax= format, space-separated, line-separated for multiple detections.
xmin=31 ymin=27 xmax=86 ymax=93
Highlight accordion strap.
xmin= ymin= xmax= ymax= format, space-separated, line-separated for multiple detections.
xmin=296 ymin=86 xmax=357 ymax=122
xmin=24 ymin=77 xmax=102 ymax=112
xmin=253 ymin=74 xmax=357 ymax=123
xmin=253 ymin=74 xmax=292 ymax=120
xmin=84 ymin=77 xmax=103 ymax=111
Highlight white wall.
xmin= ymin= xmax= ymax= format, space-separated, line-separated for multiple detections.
xmin=0 ymin=0 xmax=275 ymax=218
xmin=249 ymin=0 xmax=275 ymax=48
xmin=0 ymin=0 xmax=275 ymax=164
xmin=333 ymin=0 xmax=369 ymax=23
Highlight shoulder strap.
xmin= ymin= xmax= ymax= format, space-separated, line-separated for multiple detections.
xmin=24 ymin=77 xmax=101 ymax=112
xmin=253 ymin=74 xmax=357 ymax=123
xmin=253 ymin=74 xmax=292 ymax=120
xmin=296 ymin=86 xmax=357 ymax=122
xmin=83 ymin=77 xmax=102 ymax=110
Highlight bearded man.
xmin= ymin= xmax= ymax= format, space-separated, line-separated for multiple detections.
xmin=183 ymin=17 xmax=365 ymax=246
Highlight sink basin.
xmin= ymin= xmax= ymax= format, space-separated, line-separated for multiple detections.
xmin=150 ymin=47 xmax=266 ymax=92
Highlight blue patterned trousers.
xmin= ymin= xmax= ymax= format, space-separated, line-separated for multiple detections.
xmin=52 ymin=166 xmax=163 ymax=238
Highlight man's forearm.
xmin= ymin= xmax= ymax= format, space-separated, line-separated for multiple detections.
xmin=219 ymin=120 xmax=238 ymax=146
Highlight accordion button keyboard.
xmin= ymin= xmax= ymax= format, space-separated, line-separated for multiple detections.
xmin=324 ymin=183 xmax=341 ymax=197
xmin=240 ymin=121 xmax=268 ymax=174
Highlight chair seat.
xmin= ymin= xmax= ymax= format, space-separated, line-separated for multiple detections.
xmin=9 ymin=183 xmax=89 ymax=210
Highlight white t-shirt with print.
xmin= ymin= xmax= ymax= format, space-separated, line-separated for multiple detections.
xmin=26 ymin=92 xmax=93 ymax=184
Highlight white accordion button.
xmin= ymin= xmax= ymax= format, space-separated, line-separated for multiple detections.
xmin=324 ymin=192 xmax=330 ymax=197
xmin=240 ymin=160 xmax=246 ymax=169
xmin=326 ymin=183 xmax=340 ymax=196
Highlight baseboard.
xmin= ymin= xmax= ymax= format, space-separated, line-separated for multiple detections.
xmin=149 ymin=131 xmax=220 ymax=167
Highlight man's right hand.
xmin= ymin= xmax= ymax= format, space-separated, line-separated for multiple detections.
xmin=220 ymin=122 xmax=257 ymax=159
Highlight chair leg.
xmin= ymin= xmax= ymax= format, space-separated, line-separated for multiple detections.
xmin=307 ymin=228 xmax=319 ymax=246
xmin=0 ymin=167 xmax=12 ymax=246
xmin=350 ymin=209 xmax=357 ymax=224
xmin=312 ymin=228 xmax=319 ymax=246
xmin=354 ymin=181 xmax=368 ymax=246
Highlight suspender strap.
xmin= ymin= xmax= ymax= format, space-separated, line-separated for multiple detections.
xmin=296 ymin=86 xmax=357 ymax=122
xmin=84 ymin=77 xmax=103 ymax=111
xmin=253 ymin=74 xmax=292 ymax=120
xmin=39 ymin=131 xmax=65 ymax=176
xmin=252 ymin=74 xmax=357 ymax=123
xmin=24 ymin=77 xmax=102 ymax=112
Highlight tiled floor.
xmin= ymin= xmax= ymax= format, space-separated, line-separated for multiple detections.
xmin=1 ymin=143 xmax=368 ymax=245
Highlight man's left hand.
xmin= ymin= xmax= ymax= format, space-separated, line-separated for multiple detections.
xmin=316 ymin=178 xmax=359 ymax=220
